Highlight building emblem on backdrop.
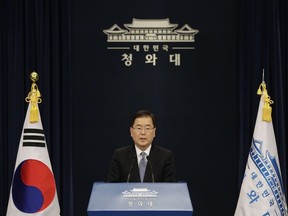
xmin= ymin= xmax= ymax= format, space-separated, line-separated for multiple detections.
xmin=103 ymin=18 xmax=199 ymax=66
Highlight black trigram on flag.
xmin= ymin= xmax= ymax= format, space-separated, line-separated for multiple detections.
xmin=23 ymin=128 xmax=46 ymax=147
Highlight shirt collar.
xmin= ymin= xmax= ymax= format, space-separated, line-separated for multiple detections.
xmin=135 ymin=144 xmax=151 ymax=157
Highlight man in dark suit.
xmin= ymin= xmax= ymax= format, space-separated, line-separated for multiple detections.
xmin=106 ymin=110 xmax=176 ymax=182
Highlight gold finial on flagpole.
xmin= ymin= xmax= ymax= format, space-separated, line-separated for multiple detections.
xmin=30 ymin=71 xmax=39 ymax=82
xmin=256 ymin=69 xmax=273 ymax=122
xmin=25 ymin=71 xmax=42 ymax=123
xmin=257 ymin=69 xmax=266 ymax=95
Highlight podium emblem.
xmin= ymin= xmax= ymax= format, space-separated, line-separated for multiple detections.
xmin=122 ymin=188 xmax=159 ymax=198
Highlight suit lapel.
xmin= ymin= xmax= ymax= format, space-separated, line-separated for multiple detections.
xmin=127 ymin=145 xmax=141 ymax=182
xmin=147 ymin=144 xmax=158 ymax=166
xmin=144 ymin=145 xmax=158 ymax=182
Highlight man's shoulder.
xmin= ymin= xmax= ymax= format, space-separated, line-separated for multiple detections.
xmin=153 ymin=145 xmax=173 ymax=154
xmin=115 ymin=145 xmax=134 ymax=153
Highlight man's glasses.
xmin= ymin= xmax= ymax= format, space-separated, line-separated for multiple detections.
xmin=132 ymin=126 xmax=155 ymax=133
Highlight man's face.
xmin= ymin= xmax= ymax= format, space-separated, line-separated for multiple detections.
xmin=130 ymin=116 xmax=156 ymax=151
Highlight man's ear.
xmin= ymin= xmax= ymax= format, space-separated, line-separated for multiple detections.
xmin=130 ymin=127 xmax=133 ymax=137
xmin=153 ymin=127 xmax=156 ymax=137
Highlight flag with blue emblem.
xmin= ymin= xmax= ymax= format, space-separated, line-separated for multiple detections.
xmin=6 ymin=72 xmax=60 ymax=216
xmin=234 ymin=81 xmax=287 ymax=215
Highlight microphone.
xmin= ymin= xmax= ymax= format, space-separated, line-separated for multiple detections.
xmin=146 ymin=155 xmax=155 ymax=183
xmin=127 ymin=155 xmax=136 ymax=183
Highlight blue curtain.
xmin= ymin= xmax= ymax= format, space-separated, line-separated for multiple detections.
xmin=238 ymin=0 xmax=287 ymax=192
xmin=0 ymin=0 xmax=73 ymax=215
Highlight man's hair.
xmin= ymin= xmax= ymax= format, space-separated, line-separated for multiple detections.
xmin=130 ymin=110 xmax=156 ymax=127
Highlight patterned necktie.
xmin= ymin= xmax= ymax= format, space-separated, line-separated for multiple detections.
xmin=139 ymin=152 xmax=147 ymax=182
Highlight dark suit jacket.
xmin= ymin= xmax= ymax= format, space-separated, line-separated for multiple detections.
xmin=106 ymin=144 xmax=176 ymax=182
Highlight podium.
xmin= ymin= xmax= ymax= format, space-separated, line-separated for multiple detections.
xmin=87 ymin=182 xmax=193 ymax=216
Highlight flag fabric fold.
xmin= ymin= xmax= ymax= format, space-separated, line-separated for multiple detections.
xmin=234 ymin=84 xmax=287 ymax=215
xmin=6 ymin=103 xmax=60 ymax=216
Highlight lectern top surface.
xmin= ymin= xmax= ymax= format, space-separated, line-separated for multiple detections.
xmin=87 ymin=182 xmax=193 ymax=211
